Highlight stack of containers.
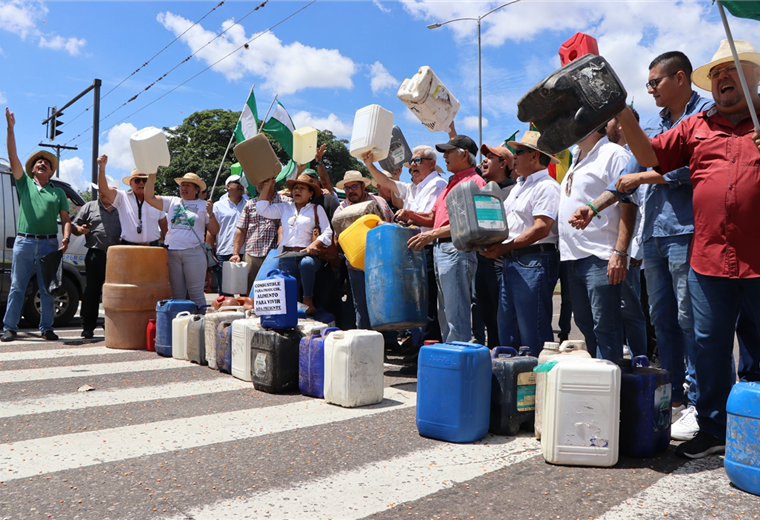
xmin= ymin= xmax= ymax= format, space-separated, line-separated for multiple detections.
xmin=324 ymin=330 xmax=385 ymax=407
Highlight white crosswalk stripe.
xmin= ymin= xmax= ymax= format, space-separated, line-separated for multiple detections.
xmin=0 ymin=357 xmax=190 ymax=383
xmin=0 ymin=345 xmax=128 ymax=362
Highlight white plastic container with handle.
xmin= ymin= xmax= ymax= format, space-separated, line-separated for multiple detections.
xmin=171 ymin=311 xmax=193 ymax=361
xmin=222 ymin=261 xmax=249 ymax=295
xmin=397 ymin=66 xmax=460 ymax=133
xmin=130 ymin=127 xmax=170 ymax=174
xmin=349 ymin=105 xmax=394 ymax=161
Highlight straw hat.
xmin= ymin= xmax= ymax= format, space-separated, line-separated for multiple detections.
xmin=286 ymin=173 xmax=321 ymax=196
xmin=174 ymin=172 xmax=207 ymax=192
xmin=24 ymin=150 xmax=57 ymax=178
xmin=122 ymin=168 xmax=149 ymax=186
xmin=336 ymin=170 xmax=371 ymax=190
xmin=506 ymin=131 xmax=560 ymax=164
xmin=692 ymin=39 xmax=760 ymax=91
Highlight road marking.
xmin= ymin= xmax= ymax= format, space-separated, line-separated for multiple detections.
xmin=597 ymin=457 xmax=734 ymax=519
xmin=0 ymin=345 xmax=129 ymax=363
xmin=0 ymin=386 xmax=416 ymax=481
xmin=0 ymin=357 xmax=191 ymax=384
xmin=0 ymin=377 xmax=252 ymax=418
xmin=177 ymin=435 xmax=541 ymax=520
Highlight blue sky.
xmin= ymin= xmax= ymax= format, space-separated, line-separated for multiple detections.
xmin=1 ymin=0 xmax=758 ymax=192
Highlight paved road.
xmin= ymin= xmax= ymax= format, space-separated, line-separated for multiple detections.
xmin=1 ymin=324 xmax=757 ymax=520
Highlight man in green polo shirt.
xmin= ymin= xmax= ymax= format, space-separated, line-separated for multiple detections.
xmin=2 ymin=107 xmax=72 ymax=342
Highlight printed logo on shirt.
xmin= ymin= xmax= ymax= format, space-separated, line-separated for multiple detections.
xmin=171 ymin=202 xmax=201 ymax=230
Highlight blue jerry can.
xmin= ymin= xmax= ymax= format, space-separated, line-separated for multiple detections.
xmin=216 ymin=320 xmax=234 ymax=374
xmin=255 ymin=269 xmax=298 ymax=330
xmin=490 ymin=346 xmax=538 ymax=436
xmin=365 ymin=224 xmax=427 ymax=331
xmin=155 ymin=299 xmax=196 ymax=357
xmin=619 ymin=356 xmax=672 ymax=458
xmin=416 ymin=342 xmax=491 ymax=443
xmin=299 ymin=327 xmax=340 ymax=398
xmin=725 ymin=382 xmax=760 ymax=496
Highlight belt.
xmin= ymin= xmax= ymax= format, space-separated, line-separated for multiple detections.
xmin=507 ymin=243 xmax=557 ymax=258
xmin=17 ymin=233 xmax=57 ymax=239
xmin=120 ymin=239 xmax=160 ymax=247
xmin=433 ymin=237 xmax=452 ymax=245
xmin=282 ymin=246 xmax=304 ymax=252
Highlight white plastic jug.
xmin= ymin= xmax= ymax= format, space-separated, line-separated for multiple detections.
xmin=349 ymin=105 xmax=394 ymax=161
xmin=292 ymin=126 xmax=318 ymax=164
xmin=204 ymin=307 xmax=245 ymax=370
xmin=231 ymin=317 xmax=261 ymax=382
xmin=222 ymin=261 xmax=249 ymax=295
xmin=324 ymin=330 xmax=384 ymax=407
xmin=535 ymin=340 xmax=590 ymax=439
xmin=130 ymin=127 xmax=171 ymax=174
xmin=171 ymin=311 xmax=193 ymax=361
xmin=397 ymin=66 xmax=460 ymax=133
xmin=542 ymin=358 xmax=621 ymax=467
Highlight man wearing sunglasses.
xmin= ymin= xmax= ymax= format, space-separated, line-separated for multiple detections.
xmin=615 ymin=39 xmax=760 ymax=460
xmin=99 ymin=163 xmax=167 ymax=247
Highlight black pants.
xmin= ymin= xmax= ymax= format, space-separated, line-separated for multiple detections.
xmin=423 ymin=245 xmax=441 ymax=343
xmin=81 ymin=248 xmax=107 ymax=333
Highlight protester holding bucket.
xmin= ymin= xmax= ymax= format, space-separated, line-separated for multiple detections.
xmin=144 ymin=172 xmax=219 ymax=308
xmin=207 ymin=174 xmax=248 ymax=295
xmin=255 ymin=174 xmax=333 ymax=315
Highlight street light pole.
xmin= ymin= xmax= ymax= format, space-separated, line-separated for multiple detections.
xmin=427 ymin=0 xmax=522 ymax=159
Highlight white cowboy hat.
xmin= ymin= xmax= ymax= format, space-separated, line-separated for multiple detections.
xmin=692 ymin=39 xmax=760 ymax=91
xmin=174 ymin=172 xmax=207 ymax=192
xmin=336 ymin=170 xmax=371 ymax=190
xmin=506 ymin=131 xmax=560 ymax=164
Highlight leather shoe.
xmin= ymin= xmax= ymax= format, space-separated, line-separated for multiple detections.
xmin=43 ymin=330 xmax=59 ymax=341
xmin=81 ymin=330 xmax=94 ymax=339
xmin=1 ymin=330 xmax=17 ymax=342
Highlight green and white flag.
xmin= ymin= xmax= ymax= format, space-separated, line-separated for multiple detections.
xmin=718 ymin=0 xmax=760 ymax=21
xmin=234 ymin=89 xmax=259 ymax=144
xmin=262 ymin=101 xmax=298 ymax=183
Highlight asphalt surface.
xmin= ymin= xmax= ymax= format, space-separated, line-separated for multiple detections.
xmin=0 ymin=297 xmax=757 ymax=520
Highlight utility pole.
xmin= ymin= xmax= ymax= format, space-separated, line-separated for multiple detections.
xmin=37 ymin=142 xmax=78 ymax=178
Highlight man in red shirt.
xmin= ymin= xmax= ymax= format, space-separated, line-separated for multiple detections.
xmin=617 ymin=39 xmax=760 ymax=459
xmin=398 ymin=135 xmax=486 ymax=343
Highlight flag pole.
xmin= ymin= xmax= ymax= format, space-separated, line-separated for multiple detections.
xmin=717 ymin=2 xmax=760 ymax=131
xmin=210 ymin=84 xmax=255 ymax=200
xmin=259 ymin=95 xmax=279 ymax=133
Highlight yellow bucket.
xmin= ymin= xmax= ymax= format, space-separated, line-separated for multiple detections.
xmin=337 ymin=214 xmax=382 ymax=270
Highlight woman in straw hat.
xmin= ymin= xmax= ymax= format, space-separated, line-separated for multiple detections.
xmin=255 ymin=174 xmax=333 ymax=314
xmin=145 ymin=172 xmax=220 ymax=307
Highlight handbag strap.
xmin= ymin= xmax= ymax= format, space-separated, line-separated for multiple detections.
xmin=313 ymin=204 xmax=321 ymax=235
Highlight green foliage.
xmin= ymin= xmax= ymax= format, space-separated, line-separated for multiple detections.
xmin=313 ymin=130 xmax=369 ymax=187
xmin=78 ymin=189 xmax=93 ymax=203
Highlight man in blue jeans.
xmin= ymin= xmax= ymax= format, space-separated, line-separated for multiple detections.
xmin=570 ymin=51 xmax=714 ymax=441
xmin=2 ymin=108 xmax=72 ymax=342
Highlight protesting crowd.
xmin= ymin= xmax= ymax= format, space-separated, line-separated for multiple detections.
xmin=3 ymin=36 xmax=760 ymax=465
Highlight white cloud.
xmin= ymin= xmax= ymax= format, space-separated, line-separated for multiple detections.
xmin=100 ymin=122 xmax=139 ymax=177
xmin=369 ymin=61 xmax=398 ymax=94
xmin=157 ymin=12 xmax=356 ymax=95
xmin=58 ymin=157 xmax=87 ymax=193
xmin=0 ymin=92 xmax=6 ymax=104
xmin=372 ymin=0 xmax=391 ymax=14
xmin=461 ymin=115 xmax=487 ymax=131
xmin=39 ymin=35 xmax=86 ymax=55
xmin=292 ymin=111 xmax=352 ymax=137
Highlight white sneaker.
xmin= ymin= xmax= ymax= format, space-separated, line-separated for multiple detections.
xmin=671 ymin=404 xmax=686 ymax=424
xmin=671 ymin=405 xmax=699 ymax=441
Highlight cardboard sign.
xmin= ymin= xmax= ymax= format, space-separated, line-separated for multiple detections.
xmin=253 ymin=278 xmax=286 ymax=316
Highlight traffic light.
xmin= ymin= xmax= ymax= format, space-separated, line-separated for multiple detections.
xmin=46 ymin=107 xmax=64 ymax=140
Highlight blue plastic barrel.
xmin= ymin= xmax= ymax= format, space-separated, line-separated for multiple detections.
xmin=155 ymin=299 xmax=196 ymax=357
xmin=726 ymin=382 xmax=760 ymax=496
xmin=619 ymin=356 xmax=671 ymax=457
xmin=216 ymin=320 xmax=234 ymax=374
xmin=299 ymin=327 xmax=340 ymax=398
xmin=416 ymin=342 xmax=491 ymax=443
xmin=365 ymin=224 xmax=427 ymax=331
xmin=255 ymin=270 xmax=298 ymax=330
xmin=490 ymin=346 xmax=538 ymax=436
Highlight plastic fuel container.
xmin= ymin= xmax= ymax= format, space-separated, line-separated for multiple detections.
xmin=187 ymin=314 xmax=206 ymax=365
xmin=490 ymin=347 xmax=539 ymax=436
xmin=397 ymin=66 xmax=460 ymax=133
xmin=725 ymin=382 xmax=760 ymax=496
xmin=618 ymin=356 xmax=671 ymax=458
xmin=146 ymin=319 xmax=156 ymax=352
xmin=331 ymin=200 xmax=386 ymax=236
xmin=416 ymin=342 xmax=491 ymax=443
xmin=535 ymin=340 xmax=590 ymax=439
xmin=216 ymin=320 xmax=234 ymax=374
xmin=517 ymin=54 xmax=628 ymax=155
xmin=155 ymin=299 xmax=196 ymax=357
xmin=559 ymin=32 xmax=599 ymax=66
xmin=204 ymin=307 xmax=245 ymax=369
xmin=222 ymin=261 xmax=249 ymax=295
xmin=365 ymin=223 xmax=427 ymax=330
xmin=234 ymin=133 xmax=282 ymax=186
xmin=231 ymin=317 xmax=262 ymax=382
xmin=130 ymin=127 xmax=170 ymax=174
xmin=542 ymin=358 xmax=621 ymax=467
xmin=446 ymin=180 xmax=509 ymax=252
xmin=171 ymin=311 xmax=193 ymax=361
xmin=349 ymin=104 xmax=394 ymax=161
xmin=292 ymin=126 xmax=318 ymax=164
xmin=337 ymin=214 xmax=382 ymax=270
xmin=253 ymin=270 xmax=298 ymax=330
xmin=299 ymin=327 xmax=340 ymax=398
xmin=251 ymin=328 xmax=302 ymax=394
xmin=324 ymin=330 xmax=384 ymax=407
xmin=378 ymin=125 xmax=412 ymax=173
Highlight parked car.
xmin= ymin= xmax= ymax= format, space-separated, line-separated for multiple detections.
xmin=0 ymin=157 xmax=88 ymax=327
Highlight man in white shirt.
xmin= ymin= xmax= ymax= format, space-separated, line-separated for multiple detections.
xmin=207 ymin=175 xmax=248 ymax=295
xmin=99 ymin=164 xmax=167 ymax=246
xmin=481 ymin=131 xmax=560 ymax=355
xmin=558 ymin=126 xmax=636 ymax=362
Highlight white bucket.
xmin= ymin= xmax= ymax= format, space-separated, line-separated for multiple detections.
xmin=397 ymin=66 xmax=460 ymax=133
xmin=171 ymin=311 xmax=193 ymax=361
xmin=231 ymin=317 xmax=261 ymax=382
xmin=349 ymin=105 xmax=394 ymax=161
xmin=222 ymin=261 xmax=249 ymax=295
xmin=130 ymin=127 xmax=170 ymax=174
xmin=292 ymin=126 xmax=318 ymax=164
xmin=324 ymin=329 xmax=384 ymax=407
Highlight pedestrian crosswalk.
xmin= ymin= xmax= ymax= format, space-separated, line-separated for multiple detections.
xmin=1 ymin=336 xmax=756 ymax=520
